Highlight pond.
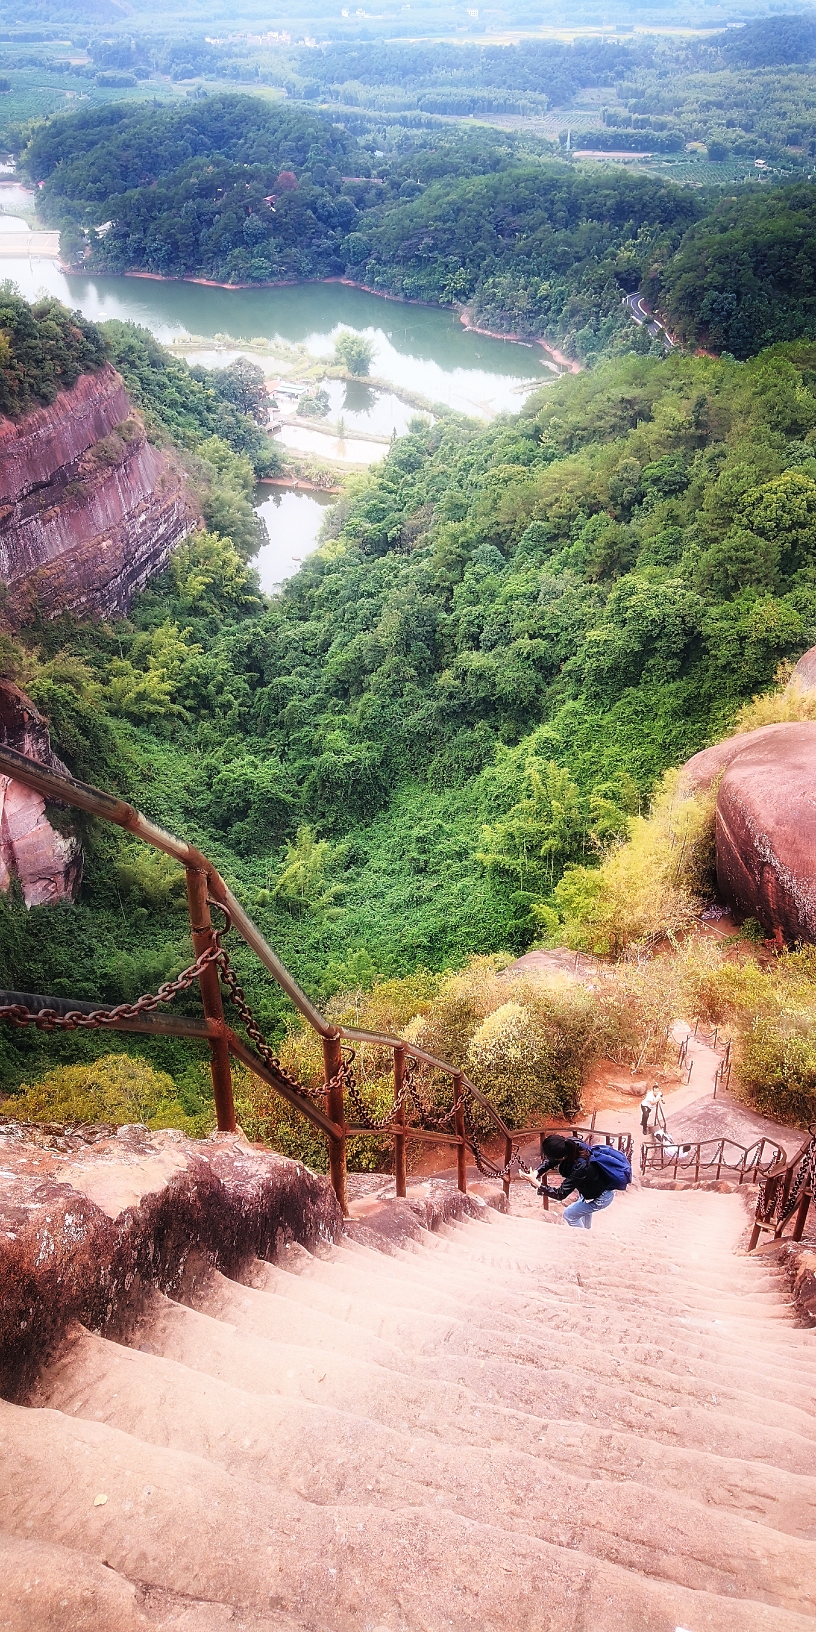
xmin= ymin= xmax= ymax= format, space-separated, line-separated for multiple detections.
xmin=253 ymin=486 xmax=336 ymax=592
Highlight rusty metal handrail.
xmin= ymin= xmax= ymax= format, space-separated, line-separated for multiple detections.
xmin=749 ymin=1133 xmax=816 ymax=1250
xmin=0 ymin=744 xmax=623 ymax=1215
xmin=641 ymin=1133 xmax=785 ymax=1186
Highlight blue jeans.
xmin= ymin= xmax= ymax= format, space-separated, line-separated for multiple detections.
xmin=563 ymin=1189 xmax=616 ymax=1229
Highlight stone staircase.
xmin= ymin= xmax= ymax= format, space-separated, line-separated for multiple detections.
xmin=2 ymin=1182 xmax=815 ymax=1631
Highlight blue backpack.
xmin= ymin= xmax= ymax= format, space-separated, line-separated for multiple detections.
xmin=588 ymin=1145 xmax=632 ymax=1191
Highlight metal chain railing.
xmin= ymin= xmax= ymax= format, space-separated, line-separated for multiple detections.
xmin=0 ymin=942 xmax=224 ymax=1034
xmin=755 ymin=1133 xmax=816 ymax=1235
xmin=0 ymin=907 xmax=325 ymax=1109
xmin=212 ymin=922 xmax=328 ymax=1103
xmin=342 ymin=1046 xmax=406 ymax=1130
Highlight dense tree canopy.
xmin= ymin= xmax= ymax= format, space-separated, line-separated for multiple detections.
xmin=658 ymin=185 xmax=816 ymax=359
xmin=20 ymin=97 xmax=702 ymax=363
xmin=0 ymin=284 xmax=107 ymax=419
xmin=6 ymin=303 xmax=816 ymax=1049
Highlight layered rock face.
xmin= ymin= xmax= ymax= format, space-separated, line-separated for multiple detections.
xmin=682 ymin=719 xmax=816 ymax=943
xmin=0 ymin=1122 xmax=342 ymax=1401
xmin=0 ymin=364 xmax=196 ymax=623
xmin=0 ymin=680 xmax=82 ymax=905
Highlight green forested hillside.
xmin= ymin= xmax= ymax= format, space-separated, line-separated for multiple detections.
xmin=658 ymin=185 xmax=816 ymax=359
xmin=3 ymin=305 xmax=816 ymax=1105
xmin=23 ymin=89 xmax=816 ymax=367
xmin=20 ymin=95 xmax=701 ymax=361
xmin=346 ymin=166 xmax=699 ymax=359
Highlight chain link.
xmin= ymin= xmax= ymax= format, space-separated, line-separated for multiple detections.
xmin=757 ymin=1133 xmax=816 ymax=1230
xmin=0 ymin=911 xmax=323 ymax=1107
xmin=215 ymin=952 xmax=329 ymax=1101
xmin=0 ymin=941 xmax=224 ymax=1033
xmin=343 ymin=1046 xmax=408 ymax=1130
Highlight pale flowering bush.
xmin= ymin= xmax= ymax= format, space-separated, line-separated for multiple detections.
xmin=467 ymin=1000 xmax=560 ymax=1128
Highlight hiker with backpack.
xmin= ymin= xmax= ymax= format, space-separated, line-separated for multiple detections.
xmin=532 ymin=1133 xmax=632 ymax=1228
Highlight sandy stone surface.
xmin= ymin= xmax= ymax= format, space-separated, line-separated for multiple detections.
xmin=0 ymin=1121 xmax=341 ymax=1401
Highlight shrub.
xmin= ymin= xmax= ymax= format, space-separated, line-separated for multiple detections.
xmin=233 ymin=1062 xmax=394 ymax=1172
xmin=333 ymin=330 xmax=374 ymax=376
xmin=467 ymin=1000 xmax=563 ymax=1127
xmin=401 ymin=959 xmax=509 ymax=1067
xmin=7 ymin=1053 xmax=211 ymax=1135
xmin=733 ymin=664 xmax=816 ymax=732
xmin=683 ymin=952 xmax=774 ymax=1027
xmin=549 ymin=771 xmax=716 ymax=957
xmin=114 ymin=844 xmax=188 ymax=910
xmin=738 ymin=1017 xmax=816 ymax=1127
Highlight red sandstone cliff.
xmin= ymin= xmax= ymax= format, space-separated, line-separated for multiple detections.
xmin=0 ymin=364 xmax=197 ymax=623
xmin=0 ymin=680 xmax=82 ymax=906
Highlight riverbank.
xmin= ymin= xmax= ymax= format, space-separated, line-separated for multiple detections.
xmin=258 ymin=474 xmax=342 ymax=494
xmin=459 ymin=308 xmax=582 ymax=374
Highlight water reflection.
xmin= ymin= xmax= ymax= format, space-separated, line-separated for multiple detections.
xmin=277 ymin=423 xmax=385 ymax=464
xmin=252 ymin=486 xmax=336 ymax=592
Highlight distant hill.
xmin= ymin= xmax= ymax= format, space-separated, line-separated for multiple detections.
xmin=717 ymin=14 xmax=816 ymax=68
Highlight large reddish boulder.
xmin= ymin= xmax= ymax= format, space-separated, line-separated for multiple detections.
xmin=682 ymin=721 xmax=816 ymax=943
xmin=715 ymin=722 xmax=816 ymax=942
xmin=791 ymin=643 xmax=816 ymax=693
xmin=680 ymin=723 xmax=797 ymax=795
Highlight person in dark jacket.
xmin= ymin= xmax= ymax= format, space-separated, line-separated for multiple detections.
xmin=534 ymin=1133 xmax=617 ymax=1230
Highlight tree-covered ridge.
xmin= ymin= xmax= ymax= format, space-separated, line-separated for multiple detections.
xmin=11 ymin=336 xmax=816 ymax=978
xmin=0 ymin=284 xmax=107 ymax=419
xmin=23 ymin=94 xmax=354 ymax=203
xmin=349 ymin=166 xmax=700 ymax=360
xmin=657 ymin=185 xmax=816 ymax=361
xmin=19 ymin=97 xmax=700 ymax=362
xmin=297 ymin=35 xmax=647 ymax=113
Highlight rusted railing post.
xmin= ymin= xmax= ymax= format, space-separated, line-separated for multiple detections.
xmin=502 ymin=1134 xmax=513 ymax=1202
xmin=453 ymin=1070 xmax=467 ymax=1194
xmin=322 ymin=1030 xmax=348 ymax=1215
xmin=186 ymin=866 xmax=235 ymax=1132
xmin=393 ymin=1044 xmax=407 ymax=1199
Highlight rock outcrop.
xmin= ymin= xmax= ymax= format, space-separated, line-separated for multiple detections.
xmin=0 ymin=364 xmax=196 ymax=623
xmin=0 ymin=1121 xmax=342 ymax=1402
xmin=682 ymin=719 xmax=816 ymax=943
xmin=791 ymin=645 xmax=816 ymax=692
xmin=0 ymin=679 xmax=82 ymax=905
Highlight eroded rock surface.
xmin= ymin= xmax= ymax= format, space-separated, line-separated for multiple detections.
xmin=715 ymin=723 xmax=816 ymax=943
xmin=0 ymin=1121 xmax=342 ymax=1401
xmin=680 ymin=722 xmax=799 ymax=796
xmin=682 ymin=720 xmax=816 ymax=943
xmin=0 ymin=678 xmax=82 ymax=904
xmin=0 ymin=364 xmax=196 ymax=623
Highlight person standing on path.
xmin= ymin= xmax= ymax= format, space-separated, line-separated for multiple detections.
xmin=640 ymin=1082 xmax=664 ymax=1135
xmin=533 ymin=1133 xmax=631 ymax=1230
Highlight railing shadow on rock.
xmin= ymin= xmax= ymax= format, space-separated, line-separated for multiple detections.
xmin=749 ymin=1133 xmax=816 ymax=1251
xmin=641 ymin=1133 xmax=785 ymax=1187
xmin=0 ymin=745 xmax=601 ymax=1215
